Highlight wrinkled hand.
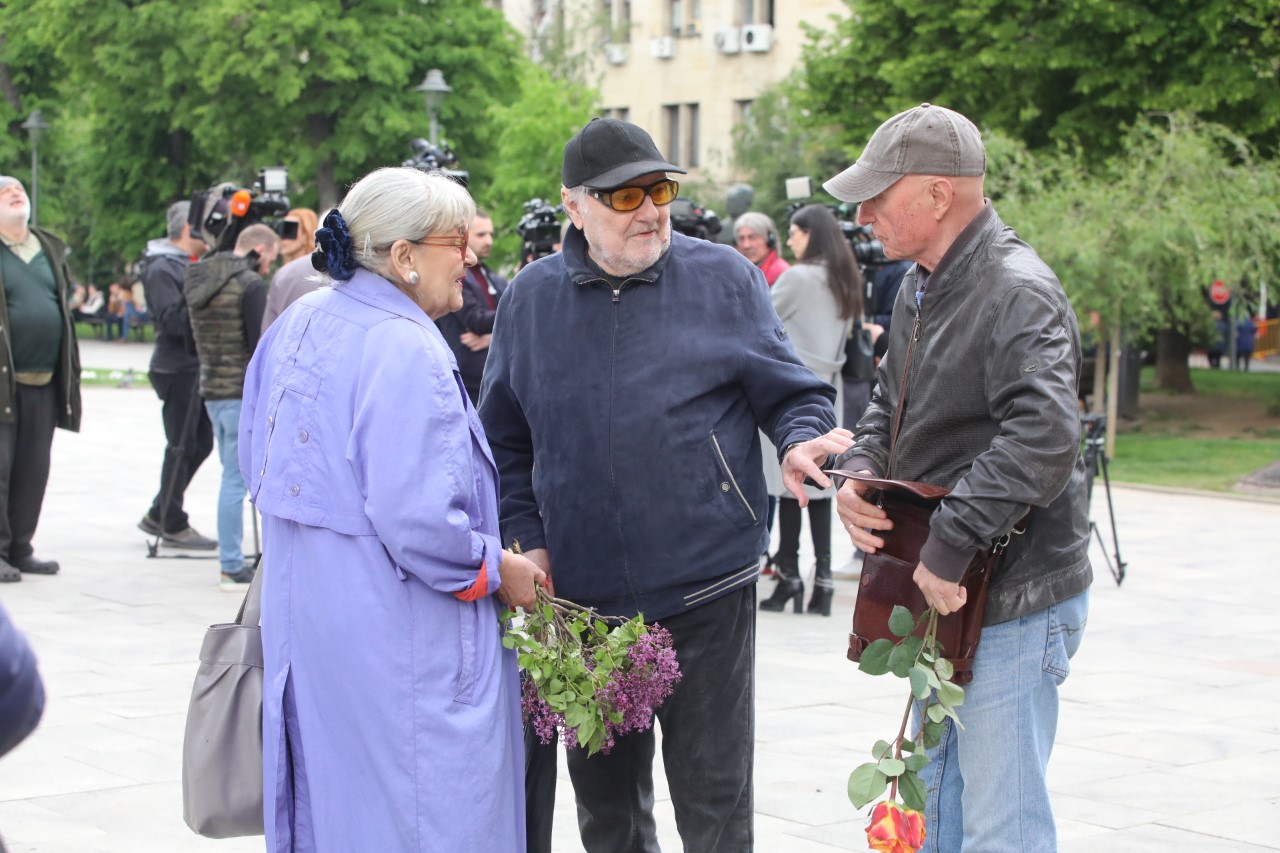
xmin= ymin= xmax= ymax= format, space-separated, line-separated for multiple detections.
xmin=780 ymin=429 xmax=855 ymax=507
xmin=496 ymin=550 xmax=547 ymax=610
xmin=835 ymin=477 xmax=892 ymax=552
xmin=913 ymin=562 xmax=966 ymax=615
xmin=459 ymin=331 xmax=492 ymax=352
xmin=521 ymin=547 xmax=554 ymax=597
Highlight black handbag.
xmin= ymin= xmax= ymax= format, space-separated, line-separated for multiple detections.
xmin=842 ymin=321 xmax=876 ymax=382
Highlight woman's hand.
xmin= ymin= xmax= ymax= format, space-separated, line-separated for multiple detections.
xmin=496 ymin=550 xmax=547 ymax=611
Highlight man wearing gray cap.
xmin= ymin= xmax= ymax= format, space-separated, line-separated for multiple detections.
xmin=0 ymin=176 xmax=80 ymax=582
xmin=828 ymin=104 xmax=1091 ymax=851
xmin=480 ymin=118 xmax=853 ymax=851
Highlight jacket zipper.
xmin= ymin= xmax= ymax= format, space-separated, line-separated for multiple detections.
xmin=711 ymin=432 xmax=758 ymax=522
xmin=888 ymin=288 xmax=926 ymax=477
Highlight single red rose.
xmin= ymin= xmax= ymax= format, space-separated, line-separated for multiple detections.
xmin=866 ymin=800 xmax=927 ymax=853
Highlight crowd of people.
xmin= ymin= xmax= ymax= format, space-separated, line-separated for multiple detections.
xmin=3 ymin=105 xmax=1106 ymax=852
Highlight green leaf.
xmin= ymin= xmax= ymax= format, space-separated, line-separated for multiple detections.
xmin=900 ymin=738 xmax=916 ymax=754
xmin=903 ymin=753 xmax=929 ymax=772
xmin=899 ymin=770 xmax=927 ymax=812
xmin=501 ymin=634 xmax=517 ymax=649
xmin=872 ymin=739 xmax=894 ymax=759
xmin=888 ymin=605 xmax=916 ymax=638
xmin=934 ymin=657 xmax=955 ymax=681
xmin=923 ymin=720 xmax=945 ymax=749
xmin=876 ymin=757 xmax=906 ymax=777
xmin=927 ymin=702 xmax=948 ymax=723
xmin=938 ymin=680 xmax=965 ymax=708
xmin=888 ymin=636 xmax=924 ymax=678
xmin=908 ymin=665 xmax=931 ymax=699
xmin=858 ymin=639 xmax=896 ymax=676
xmin=847 ymin=763 xmax=889 ymax=809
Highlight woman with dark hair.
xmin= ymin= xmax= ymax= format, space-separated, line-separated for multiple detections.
xmin=241 ymin=168 xmax=545 ymax=851
xmin=760 ymin=204 xmax=862 ymax=616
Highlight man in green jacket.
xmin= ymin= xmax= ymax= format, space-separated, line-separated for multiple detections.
xmin=0 ymin=176 xmax=81 ymax=583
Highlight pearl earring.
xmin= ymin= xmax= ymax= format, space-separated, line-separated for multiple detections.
xmin=408 ymin=271 xmax=420 ymax=286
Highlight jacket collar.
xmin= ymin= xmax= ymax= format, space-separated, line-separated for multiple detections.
xmin=922 ymin=201 xmax=998 ymax=291
xmin=333 ymin=268 xmax=434 ymax=330
xmin=562 ymin=224 xmax=672 ymax=288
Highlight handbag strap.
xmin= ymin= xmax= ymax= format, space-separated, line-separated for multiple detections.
xmin=234 ymin=555 xmax=264 ymax=627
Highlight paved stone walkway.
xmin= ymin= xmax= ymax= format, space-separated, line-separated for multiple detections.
xmin=0 ymin=338 xmax=1277 ymax=851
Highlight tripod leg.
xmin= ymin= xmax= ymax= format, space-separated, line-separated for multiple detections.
xmin=1097 ymin=452 xmax=1126 ymax=585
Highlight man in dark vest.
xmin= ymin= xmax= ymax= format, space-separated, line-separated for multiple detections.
xmin=0 ymin=176 xmax=81 ymax=582
xmin=435 ymin=209 xmax=508 ymax=406
xmin=185 ymin=223 xmax=279 ymax=590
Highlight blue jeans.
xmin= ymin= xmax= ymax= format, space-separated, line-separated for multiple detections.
xmin=917 ymin=590 xmax=1089 ymax=853
xmin=123 ymin=303 xmax=150 ymax=340
xmin=205 ymin=399 xmax=246 ymax=572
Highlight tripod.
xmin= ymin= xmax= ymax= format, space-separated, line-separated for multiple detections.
xmin=1081 ymin=414 xmax=1126 ymax=585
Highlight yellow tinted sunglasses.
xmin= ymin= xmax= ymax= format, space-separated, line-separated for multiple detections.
xmin=588 ymin=179 xmax=680 ymax=212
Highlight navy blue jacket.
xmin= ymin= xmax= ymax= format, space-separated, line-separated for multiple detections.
xmin=479 ymin=227 xmax=836 ymax=621
xmin=0 ymin=601 xmax=43 ymax=758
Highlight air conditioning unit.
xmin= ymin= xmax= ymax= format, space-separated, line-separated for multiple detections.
xmin=713 ymin=27 xmax=741 ymax=55
xmin=742 ymin=23 xmax=774 ymax=52
xmin=604 ymin=43 xmax=629 ymax=65
xmin=649 ymin=36 xmax=675 ymax=59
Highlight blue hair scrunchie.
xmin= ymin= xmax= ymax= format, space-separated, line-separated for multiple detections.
xmin=311 ymin=209 xmax=358 ymax=280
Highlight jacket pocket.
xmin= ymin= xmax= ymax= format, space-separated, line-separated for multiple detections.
xmin=707 ymin=431 xmax=759 ymax=528
xmin=453 ymin=598 xmax=479 ymax=705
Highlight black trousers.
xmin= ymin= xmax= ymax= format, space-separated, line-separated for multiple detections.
xmin=776 ymin=497 xmax=832 ymax=565
xmin=524 ymin=720 xmax=558 ymax=853
xmin=565 ymin=584 xmax=756 ymax=853
xmin=147 ymin=370 xmax=213 ymax=533
xmin=0 ymin=383 xmax=57 ymax=562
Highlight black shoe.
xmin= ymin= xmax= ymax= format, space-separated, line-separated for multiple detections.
xmin=219 ymin=565 xmax=256 ymax=592
xmin=137 ymin=513 xmax=163 ymax=536
xmin=806 ymin=588 xmax=834 ymax=617
xmin=11 ymin=555 xmax=59 ymax=575
xmin=760 ymin=576 xmax=805 ymax=613
xmin=0 ymin=560 xmax=20 ymax=583
xmin=161 ymin=526 xmax=218 ymax=550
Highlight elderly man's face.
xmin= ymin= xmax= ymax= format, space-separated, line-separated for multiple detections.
xmin=734 ymin=227 xmax=769 ymax=265
xmin=565 ymin=172 xmax=672 ymax=277
xmin=856 ymin=176 xmax=938 ymax=264
xmin=0 ymin=183 xmax=31 ymax=228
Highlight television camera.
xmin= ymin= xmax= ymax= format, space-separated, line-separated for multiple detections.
xmin=403 ymin=138 xmax=469 ymax=187
xmin=188 ymin=166 xmax=297 ymax=254
xmin=517 ymin=198 xmax=563 ymax=264
xmin=668 ymin=198 xmax=721 ymax=242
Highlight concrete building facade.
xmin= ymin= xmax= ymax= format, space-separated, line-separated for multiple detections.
xmin=500 ymin=0 xmax=848 ymax=186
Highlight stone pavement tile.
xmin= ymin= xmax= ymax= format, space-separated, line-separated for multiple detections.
xmin=1165 ymin=751 xmax=1280 ymax=798
xmin=1046 ymin=742 xmax=1170 ymax=789
xmin=1160 ymin=796 xmax=1280 ymax=848
xmin=1054 ymin=769 xmax=1239 ymax=821
xmin=1051 ymin=790 xmax=1170 ymax=830
xmin=771 ymin=813 xmax=871 ymax=851
xmin=1060 ymin=822 xmax=1278 ymax=852
xmin=1072 ymin=721 xmax=1280 ymax=767
xmin=0 ymin=737 xmax=135 ymax=802
xmin=0 ymin=800 xmax=109 ymax=846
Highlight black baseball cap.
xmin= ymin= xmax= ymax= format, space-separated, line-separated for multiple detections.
xmin=562 ymin=118 xmax=686 ymax=189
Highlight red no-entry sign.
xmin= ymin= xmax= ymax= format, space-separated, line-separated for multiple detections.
xmin=1209 ymin=279 xmax=1231 ymax=305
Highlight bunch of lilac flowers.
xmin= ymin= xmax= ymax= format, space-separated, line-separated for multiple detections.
xmin=503 ymin=587 xmax=681 ymax=756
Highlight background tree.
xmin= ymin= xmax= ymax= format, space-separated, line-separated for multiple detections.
xmin=799 ymin=0 xmax=1280 ymax=156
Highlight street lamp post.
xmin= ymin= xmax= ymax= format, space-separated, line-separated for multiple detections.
xmin=414 ymin=69 xmax=452 ymax=147
xmin=21 ymin=110 xmax=50 ymax=226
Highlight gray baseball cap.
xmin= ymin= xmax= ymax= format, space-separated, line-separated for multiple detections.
xmin=824 ymin=103 xmax=986 ymax=203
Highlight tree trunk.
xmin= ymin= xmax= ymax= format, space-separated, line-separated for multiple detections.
xmin=1154 ymin=328 xmax=1195 ymax=392
xmin=308 ymin=113 xmax=338 ymax=212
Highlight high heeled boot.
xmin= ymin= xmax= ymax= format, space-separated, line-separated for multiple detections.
xmin=807 ymin=556 xmax=834 ymax=616
xmin=759 ymin=556 xmax=804 ymax=613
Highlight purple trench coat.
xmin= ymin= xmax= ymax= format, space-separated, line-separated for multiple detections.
xmin=240 ymin=270 xmax=524 ymax=852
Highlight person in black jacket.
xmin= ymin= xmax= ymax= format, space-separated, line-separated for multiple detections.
xmin=435 ymin=210 xmax=508 ymax=405
xmin=135 ymin=201 xmax=217 ymax=549
xmin=0 ymin=176 xmax=81 ymax=582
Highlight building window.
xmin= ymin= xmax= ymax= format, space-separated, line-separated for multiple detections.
xmin=740 ymin=0 xmax=773 ymax=26
xmin=602 ymin=106 xmax=630 ymax=122
xmin=664 ymin=104 xmax=681 ymax=165
xmin=684 ymin=104 xmax=700 ymax=168
xmin=669 ymin=0 xmax=682 ymax=35
xmin=603 ymin=0 xmax=632 ymax=41
xmin=736 ymin=99 xmax=754 ymax=127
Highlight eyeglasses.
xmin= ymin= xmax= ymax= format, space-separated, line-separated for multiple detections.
xmin=588 ymin=179 xmax=679 ymax=212
xmin=414 ymin=230 xmax=469 ymax=259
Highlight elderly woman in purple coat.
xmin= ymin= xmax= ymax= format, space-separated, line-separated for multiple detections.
xmin=239 ymin=168 xmax=545 ymax=852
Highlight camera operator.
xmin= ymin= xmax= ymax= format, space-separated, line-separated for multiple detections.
xmin=185 ymin=223 xmax=280 ymax=589
xmin=435 ymin=210 xmax=508 ymax=406
xmin=135 ymin=201 xmax=217 ymax=551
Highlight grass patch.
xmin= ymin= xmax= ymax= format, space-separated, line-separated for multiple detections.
xmin=1108 ymin=434 xmax=1280 ymax=492
xmin=80 ymin=367 xmax=150 ymax=388
xmin=1140 ymin=365 xmax=1280 ymax=404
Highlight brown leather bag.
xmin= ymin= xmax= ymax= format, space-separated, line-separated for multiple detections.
xmin=830 ymin=471 xmax=1022 ymax=686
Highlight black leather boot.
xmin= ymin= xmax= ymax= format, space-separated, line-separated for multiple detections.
xmin=807 ymin=556 xmax=834 ymax=616
xmin=760 ymin=557 xmax=804 ymax=613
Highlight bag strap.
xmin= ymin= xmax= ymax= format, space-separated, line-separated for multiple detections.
xmin=234 ymin=555 xmax=264 ymax=627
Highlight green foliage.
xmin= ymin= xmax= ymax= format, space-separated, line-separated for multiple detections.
xmin=480 ymin=67 xmax=598 ymax=272
xmin=798 ymin=0 xmax=1280 ymax=156
xmin=0 ymin=0 xmax=545 ymax=279
xmin=850 ymin=606 xmax=965 ymax=814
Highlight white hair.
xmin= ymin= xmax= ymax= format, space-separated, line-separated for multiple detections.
xmin=340 ymin=168 xmax=476 ymax=275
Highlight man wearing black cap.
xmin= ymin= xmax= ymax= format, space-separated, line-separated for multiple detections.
xmin=480 ymin=118 xmax=852 ymax=851
xmin=828 ymin=104 xmax=1091 ymax=852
